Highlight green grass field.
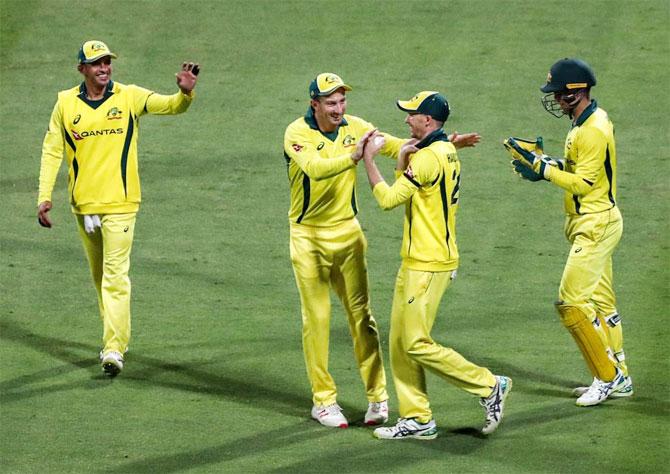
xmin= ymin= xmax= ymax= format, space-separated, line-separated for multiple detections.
xmin=1 ymin=0 xmax=669 ymax=472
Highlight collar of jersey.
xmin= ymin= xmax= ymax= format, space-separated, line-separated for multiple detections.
xmin=416 ymin=128 xmax=449 ymax=149
xmin=304 ymin=106 xmax=348 ymax=141
xmin=573 ymin=100 xmax=597 ymax=128
xmin=78 ymin=81 xmax=115 ymax=109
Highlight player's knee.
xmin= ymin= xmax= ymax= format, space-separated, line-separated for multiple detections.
xmin=406 ymin=337 xmax=434 ymax=358
xmin=555 ymin=302 xmax=586 ymax=329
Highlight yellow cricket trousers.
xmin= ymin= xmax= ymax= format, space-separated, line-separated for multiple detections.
xmin=390 ymin=266 xmax=496 ymax=423
xmin=559 ymin=206 xmax=626 ymax=374
xmin=290 ymin=218 xmax=387 ymax=406
xmin=76 ymin=213 xmax=136 ymax=355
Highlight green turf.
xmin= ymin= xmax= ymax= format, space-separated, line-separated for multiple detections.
xmin=1 ymin=0 xmax=669 ymax=472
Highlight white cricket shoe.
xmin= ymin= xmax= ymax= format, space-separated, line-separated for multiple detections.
xmin=480 ymin=375 xmax=512 ymax=435
xmin=99 ymin=348 xmax=128 ymax=362
xmin=575 ymin=372 xmax=629 ymax=406
xmin=311 ymin=403 xmax=348 ymax=428
xmin=364 ymin=400 xmax=389 ymax=426
xmin=101 ymin=351 xmax=124 ymax=377
xmin=573 ymin=375 xmax=633 ymax=399
xmin=373 ymin=418 xmax=438 ymax=440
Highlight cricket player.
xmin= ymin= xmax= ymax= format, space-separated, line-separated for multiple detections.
xmin=505 ymin=58 xmax=632 ymax=406
xmin=283 ymin=73 xmax=394 ymax=428
xmin=37 ymin=40 xmax=199 ymax=377
xmin=360 ymin=91 xmax=511 ymax=440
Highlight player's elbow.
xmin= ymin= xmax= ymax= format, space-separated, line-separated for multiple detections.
xmin=376 ymin=197 xmax=400 ymax=211
xmin=304 ymin=169 xmax=329 ymax=181
xmin=571 ymin=180 xmax=595 ymax=196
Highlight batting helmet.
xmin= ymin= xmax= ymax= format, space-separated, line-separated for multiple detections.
xmin=540 ymin=58 xmax=596 ymax=93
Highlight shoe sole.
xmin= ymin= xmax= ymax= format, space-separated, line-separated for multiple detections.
xmin=573 ymin=385 xmax=633 ymax=399
xmin=311 ymin=415 xmax=348 ymax=429
xmin=373 ymin=430 xmax=438 ymax=440
xmin=610 ymin=389 xmax=634 ymax=398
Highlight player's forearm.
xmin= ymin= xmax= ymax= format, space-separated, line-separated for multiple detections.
xmin=38 ymin=154 xmax=62 ymax=204
xmin=294 ymin=153 xmax=355 ymax=181
xmin=363 ymin=157 xmax=384 ymax=189
xmin=38 ymin=129 xmax=65 ymax=204
xmin=372 ymin=177 xmax=416 ymax=210
xmin=544 ymin=165 xmax=594 ymax=196
xmin=145 ymin=90 xmax=193 ymax=115
xmin=380 ymin=134 xmax=407 ymax=160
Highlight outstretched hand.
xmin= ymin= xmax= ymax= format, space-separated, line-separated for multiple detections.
xmin=363 ymin=131 xmax=385 ymax=161
xmin=397 ymin=139 xmax=419 ymax=171
xmin=352 ymin=129 xmax=376 ymax=163
xmin=450 ymin=132 xmax=481 ymax=149
xmin=176 ymin=62 xmax=200 ymax=95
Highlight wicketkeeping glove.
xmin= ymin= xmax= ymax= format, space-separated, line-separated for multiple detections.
xmin=510 ymin=155 xmax=566 ymax=182
xmin=511 ymin=159 xmax=543 ymax=182
xmin=503 ymin=136 xmax=545 ymax=168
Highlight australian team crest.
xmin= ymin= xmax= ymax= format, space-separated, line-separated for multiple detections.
xmin=106 ymin=107 xmax=123 ymax=120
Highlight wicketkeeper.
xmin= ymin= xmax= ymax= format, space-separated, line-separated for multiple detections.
xmin=503 ymin=58 xmax=632 ymax=406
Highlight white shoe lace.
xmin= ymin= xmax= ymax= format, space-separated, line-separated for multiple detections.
xmin=390 ymin=418 xmax=419 ymax=435
xmin=320 ymin=403 xmax=343 ymax=417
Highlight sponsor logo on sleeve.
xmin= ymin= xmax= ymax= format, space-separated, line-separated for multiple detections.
xmin=292 ymin=143 xmax=304 ymax=152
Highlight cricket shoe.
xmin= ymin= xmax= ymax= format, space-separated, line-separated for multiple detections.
xmin=575 ymin=371 xmax=629 ymax=407
xmin=311 ymin=403 xmax=348 ymax=428
xmin=99 ymin=348 xmax=128 ymax=362
xmin=480 ymin=375 xmax=512 ymax=435
xmin=101 ymin=351 xmax=124 ymax=378
xmin=364 ymin=400 xmax=389 ymax=426
xmin=373 ymin=418 xmax=438 ymax=440
xmin=573 ymin=375 xmax=633 ymax=399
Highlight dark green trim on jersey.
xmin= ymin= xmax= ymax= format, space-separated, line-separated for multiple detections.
xmin=71 ymin=158 xmax=79 ymax=206
xmin=120 ymin=114 xmax=135 ymax=198
xmin=403 ymin=172 xmax=421 ymax=188
xmin=64 ymin=126 xmax=78 ymax=205
xmin=573 ymin=100 xmax=597 ymax=128
xmin=439 ymin=172 xmax=451 ymax=256
xmin=283 ymin=151 xmax=291 ymax=173
xmin=63 ymin=127 xmax=77 ymax=153
xmin=350 ymin=188 xmax=358 ymax=216
xmin=604 ymin=145 xmax=615 ymax=205
xmin=573 ymin=194 xmax=581 ymax=215
xmin=416 ymin=128 xmax=449 ymax=149
xmin=296 ymin=174 xmax=311 ymax=223
xmin=144 ymin=92 xmax=154 ymax=114
xmin=77 ymin=81 xmax=115 ymax=109
xmin=303 ymin=107 xmax=348 ymax=142
xmin=406 ymin=197 xmax=413 ymax=256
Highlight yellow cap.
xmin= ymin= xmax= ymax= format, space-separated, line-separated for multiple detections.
xmin=309 ymin=73 xmax=352 ymax=98
xmin=78 ymin=40 xmax=117 ymax=64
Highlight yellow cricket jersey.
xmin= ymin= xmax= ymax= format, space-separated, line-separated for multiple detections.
xmin=545 ymin=101 xmax=617 ymax=215
xmin=372 ymin=129 xmax=460 ymax=272
xmin=38 ymin=81 xmax=193 ymax=214
xmin=283 ymin=108 xmax=404 ymax=226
